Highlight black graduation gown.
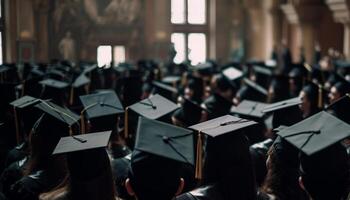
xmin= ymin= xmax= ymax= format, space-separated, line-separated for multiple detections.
xmin=8 ymin=170 xmax=51 ymax=200
xmin=176 ymin=184 xmax=223 ymax=200
xmin=111 ymin=155 xmax=131 ymax=199
xmin=203 ymin=93 xmax=232 ymax=120
xmin=0 ymin=157 xmax=28 ymax=198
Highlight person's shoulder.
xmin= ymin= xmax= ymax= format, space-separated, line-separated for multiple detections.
xmin=176 ymin=185 xmax=222 ymax=200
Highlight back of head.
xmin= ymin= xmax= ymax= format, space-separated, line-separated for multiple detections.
xmin=67 ymin=148 xmax=116 ymax=200
xmin=128 ymin=151 xmax=182 ymax=200
xmin=300 ymin=143 xmax=349 ymax=200
xmin=203 ymin=132 xmax=256 ymax=200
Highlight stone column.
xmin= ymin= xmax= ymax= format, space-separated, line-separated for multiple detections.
xmin=326 ymin=0 xmax=350 ymax=59
xmin=281 ymin=1 xmax=325 ymax=63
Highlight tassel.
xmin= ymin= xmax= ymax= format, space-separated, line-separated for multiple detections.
xmin=80 ymin=103 xmax=98 ymax=134
xmin=69 ymin=87 xmax=74 ymax=106
xmin=195 ymin=132 xmax=203 ymax=180
xmin=13 ymin=107 xmax=21 ymax=145
xmin=21 ymin=80 xmax=26 ymax=97
xmin=69 ymin=126 xmax=73 ymax=136
xmin=80 ymin=112 xmax=86 ymax=134
xmin=318 ymin=84 xmax=323 ymax=108
xmin=124 ymin=107 xmax=129 ymax=139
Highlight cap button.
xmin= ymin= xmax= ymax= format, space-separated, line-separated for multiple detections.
xmin=162 ymin=136 xmax=169 ymax=143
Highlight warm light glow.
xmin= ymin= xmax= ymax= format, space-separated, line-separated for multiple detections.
xmin=113 ymin=46 xmax=126 ymax=65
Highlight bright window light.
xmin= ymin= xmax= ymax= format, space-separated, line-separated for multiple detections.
xmin=188 ymin=0 xmax=206 ymax=24
xmin=188 ymin=33 xmax=206 ymax=65
xmin=113 ymin=46 xmax=126 ymax=65
xmin=171 ymin=0 xmax=186 ymax=24
xmin=171 ymin=33 xmax=186 ymax=64
xmin=97 ymin=45 xmax=112 ymax=68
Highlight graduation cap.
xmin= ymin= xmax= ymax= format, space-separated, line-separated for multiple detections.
xmin=172 ymin=98 xmax=207 ymax=127
xmin=69 ymin=74 xmax=90 ymax=105
xmin=46 ymin=69 xmax=66 ymax=80
xmin=262 ymin=97 xmax=301 ymax=113
xmin=35 ymin=101 xmax=80 ymax=135
xmin=253 ymin=65 xmax=274 ymax=76
xmin=276 ymin=111 xmax=350 ymax=156
xmin=83 ymin=64 xmax=98 ymax=74
xmin=39 ymin=79 xmax=70 ymax=89
xmin=125 ymin=94 xmax=178 ymax=138
xmin=52 ymin=130 xmax=112 ymax=182
xmin=133 ymin=116 xmax=194 ymax=165
xmin=189 ymin=114 xmax=257 ymax=179
xmin=152 ymin=81 xmax=178 ymax=101
xmin=162 ymin=76 xmax=181 ymax=88
xmin=52 ymin=130 xmax=112 ymax=155
xmin=193 ymin=62 xmax=214 ymax=76
xmin=231 ymin=100 xmax=268 ymax=120
xmin=10 ymin=96 xmax=41 ymax=144
xmin=243 ymin=78 xmax=268 ymax=96
xmin=222 ymin=67 xmax=243 ymax=81
xmin=80 ymin=91 xmax=124 ymax=133
xmin=326 ymin=93 xmax=350 ymax=124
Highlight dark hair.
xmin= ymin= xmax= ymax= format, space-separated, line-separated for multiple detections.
xmin=300 ymin=144 xmax=349 ymax=200
xmin=25 ymin=114 xmax=68 ymax=192
xmin=214 ymin=74 xmax=237 ymax=95
xmin=128 ymin=153 xmax=182 ymax=200
xmin=187 ymin=77 xmax=204 ymax=103
xmin=202 ymin=131 xmax=257 ymax=200
xmin=302 ymin=84 xmax=321 ymax=116
xmin=261 ymin=137 xmax=306 ymax=200
xmin=40 ymin=149 xmax=116 ymax=200
xmin=334 ymin=81 xmax=350 ymax=97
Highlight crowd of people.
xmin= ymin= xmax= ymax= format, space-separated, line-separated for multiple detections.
xmin=0 ymin=47 xmax=349 ymax=200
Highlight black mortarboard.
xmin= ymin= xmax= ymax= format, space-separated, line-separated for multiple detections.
xmin=222 ymin=67 xmax=243 ymax=81
xmin=172 ymin=98 xmax=207 ymax=127
xmin=193 ymin=62 xmax=214 ymax=76
xmin=124 ymin=94 xmax=178 ymax=139
xmin=52 ymin=130 xmax=112 ymax=155
xmin=46 ymin=69 xmax=67 ymax=80
xmin=152 ymin=81 xmax=178 ymax=101
xmin=276 ymin=111 xmax=350 ymax=156
xmin=52 ymin=130 xmax=112 ymax=182
xmin=189 ymin=114 xmax=257 ymax=178
xmin=162 ymin=76 xmax=181 ymax=87
xmin=69 ymin=74 xmax=91 ymax=105
xmin=134 ymin=116 xmax=194 ymax=165
xmin=10 ymin=96 xmax=41 ymax=144
xmin=39 ymin=79 xmax=69 ymax=89
xmin=262 ymin=97 xmax=301 ymax=113
xmin=80 ymin=91 xmax=124 ymax=119
xmin=35 ymin=101 xmax=80 ymax=135
xmin=80 ymin=91 xmax=124 ymax=133
xmin=231 ymin=100 xmax=268 ymax=120
xmin=72 ymin=74 xmax=90 ymax=88
xmin=128 ymin=94 xmax=178 ymax=120
xmin=189 ymin=114 xmax=257 ymax=137
xmin=253 ymin=65 xmax=274 ymax=76
xmin=326 ymin=93 xmax=350 ymax=124
xmin=83 ymin=64 xmax=98 ymax=74
xmin=243 ymin=78 xmax=268 ymax=96
xmin=10 ymin=95 xmax=40 ymax=109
